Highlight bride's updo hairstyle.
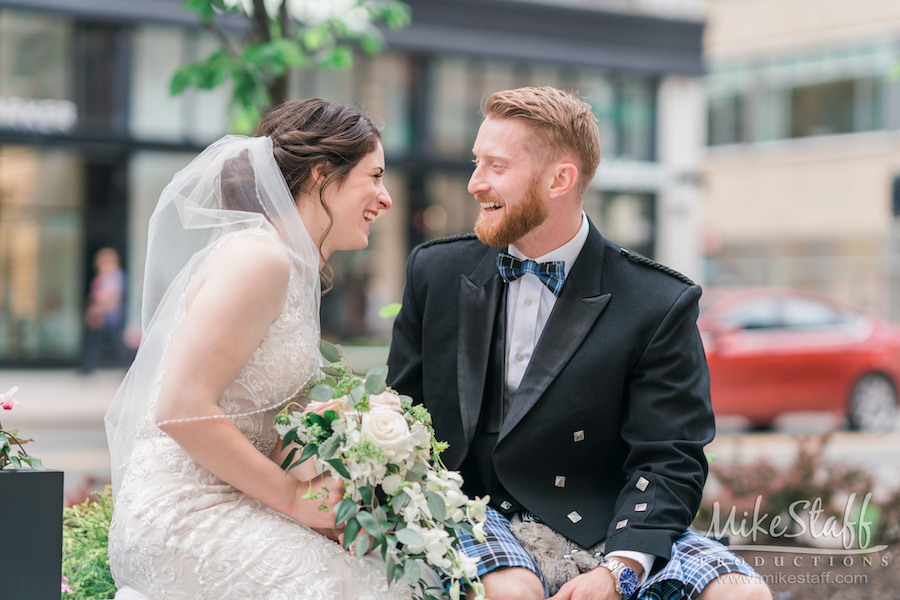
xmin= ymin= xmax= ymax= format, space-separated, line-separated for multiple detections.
xmin=254 ymin=98 xmax=382 ymax=290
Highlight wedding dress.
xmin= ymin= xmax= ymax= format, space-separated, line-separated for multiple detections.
xmin=105 ymin=136 xmax=435 ymax=600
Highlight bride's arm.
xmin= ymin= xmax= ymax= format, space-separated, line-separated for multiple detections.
xmin=155 ymin=236 xmax=341 ymax=530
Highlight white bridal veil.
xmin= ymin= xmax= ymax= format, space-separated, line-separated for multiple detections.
xmin=105 ymin=135 xmax=321 ymax=495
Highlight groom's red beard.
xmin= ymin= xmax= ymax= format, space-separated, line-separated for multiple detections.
xmin=474 ymin=183 xmax=548 ymax=248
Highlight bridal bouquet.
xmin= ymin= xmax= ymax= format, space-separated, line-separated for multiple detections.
xmin=274 ymin=342 xmax=489 ymax=600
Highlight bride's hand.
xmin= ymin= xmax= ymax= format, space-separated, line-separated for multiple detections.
xmin=290 ymin=471 xmax=347 ymax=531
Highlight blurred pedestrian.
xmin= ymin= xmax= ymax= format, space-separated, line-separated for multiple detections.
xmin=79 ymin=247 xmax=130 ymax=373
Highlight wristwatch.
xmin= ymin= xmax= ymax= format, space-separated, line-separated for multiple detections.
xmin=598 ymin=557 xmax=639 ymax=596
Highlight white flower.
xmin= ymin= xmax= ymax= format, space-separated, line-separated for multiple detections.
xmin=1 ymin=386 xmax=19 ymax=410
xmin=360 ymin=407 xmax=415 ymax=463
xmin=381 ymin=473 xmax=403 ymax=496
xmin=449 ymin=548 xmax=479 ymax=580
xmin=470 ymin=521 xmax=487 ymax=543
xmin=466 ymin=495 xmax=490 ymax=523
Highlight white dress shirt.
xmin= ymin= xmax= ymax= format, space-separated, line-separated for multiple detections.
xmin=503 ymin=211 xmax=654 ymax=583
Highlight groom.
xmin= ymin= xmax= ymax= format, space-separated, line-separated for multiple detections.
xmin=387 ymin=87 xmax=768 ymax=600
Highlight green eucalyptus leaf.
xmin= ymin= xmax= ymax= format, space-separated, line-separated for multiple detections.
xmin=426 ymin=490 xmax=446 ymax=521
xmin=356 ymin=510 xmax=383 ymax=539
xmin=388 ymin=555 xmax=403 ymax=583
xmin=395 ymin=527 xmax=423 ymax=547
xmin=9 ymin=455 xmax=21 ymax=469
xmin=367 ymin=365 xmax=389 ymax=381
xmin=365 ymin=375 xmax=386 ymax=396
xmin=326 ymin=458 xmax=350 ymax=479
xmin=354 ymin=532 xmax=370 ymax=558
xmin=392 ymin=490 xmax=409 ymax=510
xmin=335 ymin=497 xmax=360 ymax=525
xmin=404 ymin=557 xmax=421 ymax=583
xmin=359 ymin=485 xmax=374 ymax=507
xmin=320 ymin=340 xmax=342 ymax=363
xmin=317 ymin=433 xmax=343 ymax=460
xmin=279 ymin=447 xmax=298 ymax=470
xmin=344 ymin=517 xmax=361 ymax=549
xmin=308 ymin=383 xmax=336 ymax=402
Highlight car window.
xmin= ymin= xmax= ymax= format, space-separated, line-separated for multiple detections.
xmin=721 ymin=297 xmax=781 ymax=330
xmin=782 ymin=297 xmax=850 ymax=328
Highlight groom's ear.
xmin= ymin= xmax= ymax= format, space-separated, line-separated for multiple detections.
xmin=547 ymin=161 xmax=579 ymax=200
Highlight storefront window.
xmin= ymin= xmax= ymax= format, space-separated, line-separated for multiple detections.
xmin=0 ymin=9 xmax=71 ymax=101
xmin=0 ymin=145 xmax=83 ymax=362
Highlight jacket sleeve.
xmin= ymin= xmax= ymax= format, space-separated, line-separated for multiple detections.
xmin=386 ymin=246 xmax=425 ymax=403
xmin=603 ymin=284 xmax=715 ymax=562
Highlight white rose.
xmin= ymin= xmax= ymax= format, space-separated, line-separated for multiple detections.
xmin=360 ymin=407 xmax=415 ymax=463
xmin=381 ymin=473 xmax=403 ymax=496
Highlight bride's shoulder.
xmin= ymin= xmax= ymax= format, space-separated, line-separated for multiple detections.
xmin=194 ymin=231 xmax=292 ymax=301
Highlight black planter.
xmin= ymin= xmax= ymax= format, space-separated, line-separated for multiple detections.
xmin=0 ymin=469 xmax=64 ymax=600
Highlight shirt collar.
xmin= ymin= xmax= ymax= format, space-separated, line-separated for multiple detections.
xmin=508 ymin=212 xmax=589 ymax=268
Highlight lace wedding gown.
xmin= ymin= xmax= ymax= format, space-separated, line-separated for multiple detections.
xmin=108 ymin=232 xmax=425 ymax=600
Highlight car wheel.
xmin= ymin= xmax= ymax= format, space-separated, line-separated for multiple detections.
xmin=848 ymin=374 xmax=899 ymax=432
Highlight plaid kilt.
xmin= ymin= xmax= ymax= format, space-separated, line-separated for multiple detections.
xmin=451 ymin=506 xmax=761 ymax=599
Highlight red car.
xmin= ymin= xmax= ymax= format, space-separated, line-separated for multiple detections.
xmin=698 ymin=288 xmax=900 ymax=432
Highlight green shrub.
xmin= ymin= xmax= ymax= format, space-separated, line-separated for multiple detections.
xmin=62 ymin=486 xmax=116 ymax=600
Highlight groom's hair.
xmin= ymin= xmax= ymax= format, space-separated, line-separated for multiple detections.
xmin=484 ymin=86 xmax=600 ymax=199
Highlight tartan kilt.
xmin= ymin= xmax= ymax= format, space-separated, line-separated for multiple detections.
xmin=451 ymin=506 xmax=762 ymax=599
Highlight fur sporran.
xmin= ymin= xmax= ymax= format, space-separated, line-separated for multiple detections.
xmin=508 ymin=516 xmax=606 ymax=595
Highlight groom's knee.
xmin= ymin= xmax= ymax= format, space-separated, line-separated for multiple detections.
xmin=468 ymin=566 xmax=544 ymax=600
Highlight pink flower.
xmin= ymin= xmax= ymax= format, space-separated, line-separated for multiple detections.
xmin=304 ymin=396 xmax=350 ymax=416
xmin=1 ymin=386 xmax=20 ymax=410
xmin=368 ymin=391 xmax=402 ymax=411
xmin=61 ymin=575 xmax=73 ymax=594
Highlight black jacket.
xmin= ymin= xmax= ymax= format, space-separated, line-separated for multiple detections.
xmin=387 ymin=224 xmax=714 ymax=561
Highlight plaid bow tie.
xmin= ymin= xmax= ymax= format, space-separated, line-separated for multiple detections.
xmin=496 ymin=253 xmax=566 ymax=297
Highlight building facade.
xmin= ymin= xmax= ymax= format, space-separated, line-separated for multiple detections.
xmin=0 ymin=0 xmax=705 ymax=365
xmin=704 ymin=0 xmax=900 ymax=318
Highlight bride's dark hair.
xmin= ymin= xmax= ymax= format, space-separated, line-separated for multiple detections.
xmin=254 ymin=98 xmax=382 ymax=291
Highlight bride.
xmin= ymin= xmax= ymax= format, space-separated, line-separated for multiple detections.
xmin=105 ymin=99 xmax=438 ymax=599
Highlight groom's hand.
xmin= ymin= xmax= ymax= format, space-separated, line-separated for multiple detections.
xmin=549 ymin=568 xmax=621 ymax=600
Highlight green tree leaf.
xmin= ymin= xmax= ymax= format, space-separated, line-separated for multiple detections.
xmin=377 ymin=302 xmax=402 ymax=318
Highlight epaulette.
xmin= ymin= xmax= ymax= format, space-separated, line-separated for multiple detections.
xmin=420 ymin=232 xmax=479 ymax=249
xmin=619 ymin=247 xmax=695 ymax=286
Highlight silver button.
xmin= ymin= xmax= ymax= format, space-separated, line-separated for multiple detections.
xmin=555 ymin=476 xmax=566 ymax=488
xmin=635 ymin=503 xmax=647 ymax=512
xmin=567 ymin=511 xmax=583 ymax=523
xmin=516 ymin=354 xmax=524 ymax=362
xmin=524 ymin=298 xmax=533 ymax=306
xmin=616 ymin=519 xmax=628 ymax=529
xmin=500 ymin=501 xmax=513 ymax=511
xmin=636 ymin=477 xmax=649 ymax=491
xmin=573 ymin=430 xmax=585 ymax=442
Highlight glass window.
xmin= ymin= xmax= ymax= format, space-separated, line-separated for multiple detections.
xmin=355 ymin=54 xmax=411 ymax=154
xmin=0 ymin=9 xmax=71 ymax=101
xmin=0 ymin=145 xmax=84 ymax=361
xmin=782 ymin=297 xmax=851 ymax=328
xmin=598 ymin=192 xmax=655 ymax=258
xmin=791 ymin=79 xmax=855 ymax=138
xmin=619 ymin=76 xmax=655 ymax=160
xmin=430 ymin=57 xmax=472 ymax=158
xmin=580 ymin=72 xmax=618 ymax=157
xmin=708 ymin=94 xmax=746 ymax=145
xmin=722 ymin=298 xmax=781 ymax=330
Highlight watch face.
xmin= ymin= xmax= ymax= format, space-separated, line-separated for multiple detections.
xmin=619 ymin=567 xmax=638 ymax=595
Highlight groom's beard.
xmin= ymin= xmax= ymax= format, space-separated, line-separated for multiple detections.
xmin=474 ymin=180 xmax=548 ymax=248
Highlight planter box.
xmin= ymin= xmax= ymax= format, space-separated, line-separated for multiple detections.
xmin=0 ymin=469 xmax=64 ymax=600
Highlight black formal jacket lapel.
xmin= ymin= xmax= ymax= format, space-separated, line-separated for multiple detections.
xmin=456 ymin=245 xmax=505 ymax=447
xmin=499 ymin=227 xmax=612 ymax=441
